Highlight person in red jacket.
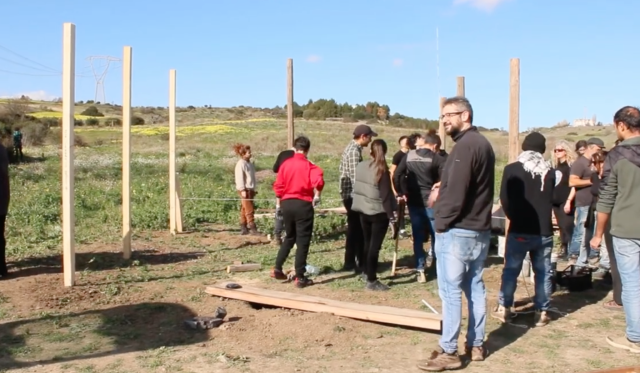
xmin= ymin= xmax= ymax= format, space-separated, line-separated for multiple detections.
xmin=270 ymin=136 xmax=325 ymax=288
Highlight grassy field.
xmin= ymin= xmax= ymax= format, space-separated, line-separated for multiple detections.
xmin=0 ymin=118 xmax=630 ymax=373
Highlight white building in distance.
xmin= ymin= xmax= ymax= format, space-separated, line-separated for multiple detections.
xmin=572 ymin=115 xmax=598 ymax=127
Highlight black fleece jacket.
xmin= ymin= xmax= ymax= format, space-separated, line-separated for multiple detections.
xmin=434 ymin=127 xmax=495 ymax=232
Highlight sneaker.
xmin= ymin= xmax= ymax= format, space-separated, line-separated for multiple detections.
xmin=491 ymin=304 xmax=512 ymax=324
xmin=465 ymin=345 xmax=486 ymax=362
xmin=416 ymin=349 xmax=462 ymax=371
xmin=592 ymin=268 xmax=608 ymax=280
xmin=606 ymin=336 xmax=640 ymax=353
xmin=294 ymin=276 xmax=314 ymax=288
xmin=534 ymin=310 xmax=550 ymax=327
xmin=365 ymin=280 xmax=390 ymax=291
xmin=417 ymin=269 xmax=427 ymax=283
xmin=270 ymin=268 xmax=287 ymax=280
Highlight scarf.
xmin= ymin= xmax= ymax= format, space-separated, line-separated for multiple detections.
xmin=517 ymin=150 xmax=551 ymax=191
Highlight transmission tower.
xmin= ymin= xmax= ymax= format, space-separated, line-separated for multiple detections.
xmin=86 ymin=55 xmax=120 ymax=103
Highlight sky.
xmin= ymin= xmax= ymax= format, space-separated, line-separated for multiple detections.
xmin=0 ymin=0 xmax=636 ymax=130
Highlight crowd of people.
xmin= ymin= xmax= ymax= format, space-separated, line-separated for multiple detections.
xmin=230 ymin=98 xmax=640 ymax=370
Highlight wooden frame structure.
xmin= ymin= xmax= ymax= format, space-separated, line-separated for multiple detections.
xmin=62 ymin=23 xmax=76 ymax=287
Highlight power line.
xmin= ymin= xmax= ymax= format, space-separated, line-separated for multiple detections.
xmin=86 ymin=55 xmax=120 ymax=103
xmin=0 ymin=68 xmax=59 ymax=77
xmin=0 ymin=44 xmax=59 ymax=73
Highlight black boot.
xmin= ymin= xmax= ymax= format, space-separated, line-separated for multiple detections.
xmin=240 ymin=224 xmax=249 ymax=235
xmin=248 ymin=223 xmax=260 ymax=236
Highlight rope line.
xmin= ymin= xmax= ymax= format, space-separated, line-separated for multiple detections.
xmin=179 ymin=197 xmax=344 ymax=202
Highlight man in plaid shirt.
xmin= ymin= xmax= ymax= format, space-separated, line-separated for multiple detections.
xmin=339 ymin=124 xmax=377 ymax=273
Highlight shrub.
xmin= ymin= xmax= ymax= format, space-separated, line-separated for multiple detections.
xmin=22 ymin=122 xmax=50 ymax=146
xmin=85 ymin=118 xmax=100 ymax=126
xmin=132 ymin=116 xmax=145 ymax=125
xmin=80 ymin=106 xmax=104 ymax=117
xmin=104 ymin=118 xmax=122 ymax=127
xmin=567 ymin=132 xmax=578 ymax=136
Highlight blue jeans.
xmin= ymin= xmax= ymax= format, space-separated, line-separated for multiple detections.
xmin=408 ymin=205 xmax=436 ymax=270
xmin=612 ymin=236 xmax=640 ymax=342
xmin=569 ymin=206 xmax=592 ymax=263
xmin=499 ymin=234 xmax=553 ymax=311
xmin=435 ymin=228 xmax=490 ymax=354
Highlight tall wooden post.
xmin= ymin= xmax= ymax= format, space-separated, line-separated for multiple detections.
xmin=456 ymin=76 xmax=465 ymax=97
xmin=169 ymin=70 xmax=177 ymax=235
xmin=438 ymin=96 xmax=446 ymax=149
xmin=287 ymin=59 xmax=294 ymax=148
xmin=62 ymin=22 xmax=76 ymax=287
xmin=122 ymin=46 xmax=132 ymax=258
xmin=509 ymin=59 xmax=520 ymax=162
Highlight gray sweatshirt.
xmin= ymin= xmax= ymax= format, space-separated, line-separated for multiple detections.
xmin=235 ymin=159 xmax=256 ymax=191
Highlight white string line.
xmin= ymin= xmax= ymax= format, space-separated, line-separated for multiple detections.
xmin=179 ymin=197 xmax=344 ymax=202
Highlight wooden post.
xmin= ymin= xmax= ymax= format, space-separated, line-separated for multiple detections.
xmin=509 ymin=59 xmax=520 ymax=162
xmin=62 ymin=23 xmax=76 ymax=287
xmin=169 ymin=69 xmax=177 ymax=235
xmin=286 ymin=58 xmax=294 ymax=148
xmin=456 ymin=76 xmax=465 ymax=97
xmin=438 ymin=96 xmax=446 ymax=150
xmin=122 ymin=46 xmax=132 ymax=259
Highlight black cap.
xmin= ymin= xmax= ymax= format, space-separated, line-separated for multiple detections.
xmin=587 ymin=137 xmax=605 ymax=148
xmin=353 ymin=125 xmax=378 ymax=137
xmin=522 ymin=131 xmax=546 ymax=154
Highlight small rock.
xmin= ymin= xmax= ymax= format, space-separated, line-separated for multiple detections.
xmin=214 ymin=306 xmax=227 ymax=319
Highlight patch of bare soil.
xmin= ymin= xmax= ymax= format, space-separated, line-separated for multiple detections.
xmin=0 ymin=233 xmax=637 ymax=373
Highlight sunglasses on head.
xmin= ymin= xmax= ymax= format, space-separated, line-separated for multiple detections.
xmin=554 ymin=149 xmax=565 ymax=153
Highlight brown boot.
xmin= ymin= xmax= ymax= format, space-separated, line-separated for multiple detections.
xmin=240 ymin=224 xmax=249 ymax=235
xmin=417 ymin=349 xmax=462 ymax=371
xmin=248 ymin=222 xmax=260 ymax=236
xmin=465 ymin=345 xmax=487 ymax=362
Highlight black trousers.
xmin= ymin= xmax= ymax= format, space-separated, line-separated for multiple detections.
xmin=360 ymin=212 xmax=389 ymax=282
xmin=274 ymin=207 xmax=284 ymax=237
xmin=553 ymin=205 xmax=574 ymax=247
xmin=604 ymin=229 xmax=622 ymax=305
xmin=0 ymin=215 xmax=6 ymax=275
xmin=275 ymin=199 xmax=314 ymax=278
xmin=343 ymin=198 xmax=364 ymax=270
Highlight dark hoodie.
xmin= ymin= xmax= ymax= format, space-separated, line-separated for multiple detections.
xmin=597 ymin=136 xmax=640 ymax=239
xmin=393 ymin=148 xmax=444 ymax=207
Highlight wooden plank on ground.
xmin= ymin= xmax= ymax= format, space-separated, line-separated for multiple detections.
xmin=226 ymin=263 xmax=261 ymax=273
xmin=205 ymin=282 xmax=442 ymax=332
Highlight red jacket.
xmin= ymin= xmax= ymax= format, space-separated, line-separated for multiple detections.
xmin=274 ymin=153 xmax=324 ymax=202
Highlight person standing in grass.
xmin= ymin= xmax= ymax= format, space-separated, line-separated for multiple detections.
xmin=351 ymin=139 xmax=396 ymax=291
xmin=271 ymin=147 xmax=295 ymax=245
xmin=390 ymin=135 xmax=415 ymax=239
xmin=233 ymin=143 xmax=259 ymax=236
xmin=270 ymin=136 xmax=324 ymax=288
xmin=591 ymin=106 xmax=640 ymax=353
xmin=493 ymin=132 xmax=555 ymax=328
xmin=550 ymin=140 xmax=577 ymax=258
xmin=0 ymin=143 xmax=9 ymax=277
xmin=338 ymin=124 xmax=377 ymax=274
xmin=418 ymin=96 xmax=494 ymax=371
xmin=12 ymin=128 xmax=23 ymax=162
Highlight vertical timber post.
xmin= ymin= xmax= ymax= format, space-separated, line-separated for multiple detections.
xmin=122 ymin=46 xmax=132 ymax=258
xmin=438 ymin=97 xmax=446 ymax=150
xmin=509 ymin=59 xmax=520 ymax=163
xmin=169 ymin=70 xmax=177 ymax=235
xmin=456 ymin=76 xmax=465 ymax=97
xmin=287 ymin=59 xmax=294 ymax=148
xmin=62 ymin=22 xmax=76 ymax=287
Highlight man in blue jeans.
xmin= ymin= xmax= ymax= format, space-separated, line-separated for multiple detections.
xmin=493 ymin=132 xmax=556 ymax=328
xmin=591 ymin=106 xmax=640 ymax=353
xmin=568 ymin=137 xmax=604 ymax=265
xmin=393 ymin=130 xmax=444 ymax=283
xmin=418 ymin=97 xmax=495 ymax=371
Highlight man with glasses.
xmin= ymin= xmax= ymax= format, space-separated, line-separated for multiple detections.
xmin=568 ymin=137 xmax=604 ymax=266
xmin=417 ymin=96 xmax=495 ymax=371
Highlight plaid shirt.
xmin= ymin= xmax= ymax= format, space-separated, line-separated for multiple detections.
xmin=339 ymin=140 xmax=363 ymax=200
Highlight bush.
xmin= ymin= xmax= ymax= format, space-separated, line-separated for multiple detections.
xmin=132 ymin=116 xmax=145 ymax=125
xmin=80 ymin=106 xmax=104 ymax=117
xmin=74 ymin=119 xmax=85 ymax=127
xmin=567 ymin=132 xmax=578 ymax=136
xmin=85 ymin=118 xmax=100 ymax=126
xmin=22 ymin=122 xmax=50 ymax=146
xmin=104 ymin=118 xmax=122 ymax=127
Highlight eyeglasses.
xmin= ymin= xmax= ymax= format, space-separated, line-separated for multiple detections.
xmin=439 ymin=111 xmax=464 ymax=120
xmin=554 ymin=149 xmax=565 ymax=153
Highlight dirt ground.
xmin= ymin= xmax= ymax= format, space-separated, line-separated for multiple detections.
xmin=0 ymin=228 xmax=636 ymax=373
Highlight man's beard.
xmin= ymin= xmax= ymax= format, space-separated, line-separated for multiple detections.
xmin=446 ymin=125 xmax=461 ymax=138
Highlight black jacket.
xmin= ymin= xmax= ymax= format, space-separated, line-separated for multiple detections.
xmin=0 ymin=145 xmax=9 ymax=216
xmin=552 ymin=161 xmax=571 ymax=206
xmin=500 ymin=160 xmax=556 ymax=237
xmin=434 ymin=127 xmax=495 ymax=232
xmin=273 ymin=150 xmax=295 ymax=173
xmin=393 ymin=148 xmax=444 ymax=207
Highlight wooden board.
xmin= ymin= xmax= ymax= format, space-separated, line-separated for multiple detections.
xmin=205 ymin=282 xmax=442 ymax=332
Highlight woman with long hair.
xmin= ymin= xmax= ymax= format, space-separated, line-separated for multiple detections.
xmin=351 ymin=139 xmax=396 ymax=291
xmin=551 ymin=140 xmax=577 ymax=257
xmin=233 ymin=143 xmax=259 ymax=235
xmin=575 ymin=140 xmax=587 ymax=157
